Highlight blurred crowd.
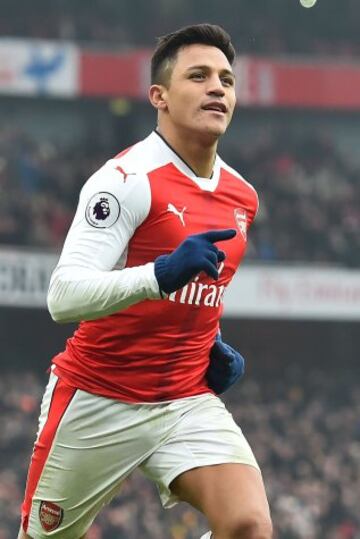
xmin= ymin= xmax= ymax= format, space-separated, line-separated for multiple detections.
xmin=236 ymin=133 xmax=360 ymax=267
xmin=0 ymin=366 xmax=359 ymax=539
xmin=1 ymin=126 xmax=359 ymax=267
xmin=1 ymin=0 xmax=360 ymax=57
xmin=0 ymin=128 xmax=104 ymax=249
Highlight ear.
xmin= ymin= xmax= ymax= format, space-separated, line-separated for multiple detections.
xmin=149 ymin=84 xmax=168 ymax=111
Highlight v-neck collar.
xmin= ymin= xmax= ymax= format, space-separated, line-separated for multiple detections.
xmin=152 ymin=130 xmax=221 ymax=193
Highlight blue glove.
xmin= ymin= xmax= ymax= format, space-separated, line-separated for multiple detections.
xmin=154 ymin=229 xmax=236 ymax=295
xmin=206 ymin=333 xmax=245 ymax=394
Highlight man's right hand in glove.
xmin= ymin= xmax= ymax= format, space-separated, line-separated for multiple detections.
xmin=154 ymin=229 xmax=236 ymax=295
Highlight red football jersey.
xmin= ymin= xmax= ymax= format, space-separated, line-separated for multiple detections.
xmin=51 ymin=131 xmax=258 ymax=402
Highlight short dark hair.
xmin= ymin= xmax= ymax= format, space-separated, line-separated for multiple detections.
xmin=151 ymin=23 xmax=236 ymax=86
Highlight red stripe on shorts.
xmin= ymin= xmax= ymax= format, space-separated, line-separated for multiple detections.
xmin=21 ymin=378 xmax=77 ymax=532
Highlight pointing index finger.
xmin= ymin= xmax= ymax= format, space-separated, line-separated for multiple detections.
xmin=201 ymin=229 xmax=237 ymax=244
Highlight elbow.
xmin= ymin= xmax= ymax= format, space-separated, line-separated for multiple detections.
xmin=47 ymin=292 xmax=68 ymax=323
xmin=47 ymin=276 xmax=75 ymax=323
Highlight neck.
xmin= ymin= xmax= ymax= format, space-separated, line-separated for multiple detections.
xmin=156 ymin=122 xmax=218 ymax=178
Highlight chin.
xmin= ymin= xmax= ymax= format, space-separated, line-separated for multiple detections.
xmin=201 ymin=123 xmax=227 ymax=138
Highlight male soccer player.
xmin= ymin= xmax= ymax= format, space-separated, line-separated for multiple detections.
xmin=19 ymin=24 xmax=273 ymax=539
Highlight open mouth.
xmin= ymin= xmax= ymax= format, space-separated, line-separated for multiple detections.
xmin=201 ymin=102 xmax=227 ymax=114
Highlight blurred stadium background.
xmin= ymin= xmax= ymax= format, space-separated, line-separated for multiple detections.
xmin=1 ymin=1 xmax=360 ymax=537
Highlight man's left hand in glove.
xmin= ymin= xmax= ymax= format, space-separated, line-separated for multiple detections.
xmin=206 ymin=333 xmax=245 ymax=394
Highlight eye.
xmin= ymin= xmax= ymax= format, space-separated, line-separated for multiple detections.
xmin=221 ymin=76 xmax=234 ymax=87
xmin=189 ymin=72 xmax=206 ymax=81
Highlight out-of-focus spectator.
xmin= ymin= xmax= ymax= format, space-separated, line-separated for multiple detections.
xmin=0 ymin=128 xmax=104 ymax=249
xmin=1 ymin=126 xmax=359 ymax=267
xmin=235 ymin=133 xmax=360 ymax=267
xmin=1 ymin=0 xmax=360 ymax=58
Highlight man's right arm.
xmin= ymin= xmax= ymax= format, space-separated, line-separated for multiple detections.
xmin=47 ymin=161 xmax=161 ymax=323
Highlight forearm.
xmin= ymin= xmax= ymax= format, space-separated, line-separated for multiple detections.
xmin=47 ymin=263 xmax=161 ymax=323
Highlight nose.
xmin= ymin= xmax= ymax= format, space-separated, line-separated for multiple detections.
xmin=206 ymin=75 xmax=225 ymax=97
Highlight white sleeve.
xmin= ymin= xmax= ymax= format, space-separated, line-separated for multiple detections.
xmin=47 ymin=160 xmax=162 ymax=323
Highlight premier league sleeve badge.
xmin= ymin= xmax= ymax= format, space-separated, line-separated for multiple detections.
xmin=85 ymin=192 xmax=121 ymax=228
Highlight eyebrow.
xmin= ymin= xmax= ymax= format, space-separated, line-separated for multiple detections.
xmin=186 ymin=64 xmax=235 ymax=78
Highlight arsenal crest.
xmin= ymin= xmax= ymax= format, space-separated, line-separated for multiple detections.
xmin=39 ymin=501 xmax=63 ymax=532
xmin=234 ymin=208 xmax=248 ymax=240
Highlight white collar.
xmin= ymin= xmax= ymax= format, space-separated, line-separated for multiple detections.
xmin=150 ymin=130 xmax=221 ymax=193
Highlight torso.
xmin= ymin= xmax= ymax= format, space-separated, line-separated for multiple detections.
xmin=53 ymin=131 xmax=259 ymax=402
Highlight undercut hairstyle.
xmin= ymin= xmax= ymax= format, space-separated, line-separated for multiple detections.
xmin=151 ymin=23 xmax=236 ymax=86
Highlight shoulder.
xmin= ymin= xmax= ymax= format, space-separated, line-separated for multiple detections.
xmin=218 ymin=158 xmax=259 ymax=207
xmin=219 ymin=158 xmax=257 ymax=195
xmin=112 ymin=132 xmax=176 ymax=175
xmin=78 ymin=158 xmax=152 ymax=230
xmin=82 ymin=157 xmax=150 ymax=200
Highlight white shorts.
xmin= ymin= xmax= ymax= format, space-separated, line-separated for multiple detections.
xmin=22 ymin=372 xmax=259 ymax=538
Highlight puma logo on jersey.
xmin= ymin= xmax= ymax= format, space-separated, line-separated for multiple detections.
xmin=167 ymin=203 xmax=186 ymax=226
xmin=115 ymin=166 xmax=136 ymax=182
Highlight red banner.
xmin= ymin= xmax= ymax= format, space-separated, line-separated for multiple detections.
xmin=2 ymin=38 xmax=360 ymax=108
xmin=80 ymin=49 xmax=151 ymax=99
xmin=79 ymin=49 xmax=360 ymax=109
xmin=235 ymin=56 xmax=360 ymax=109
